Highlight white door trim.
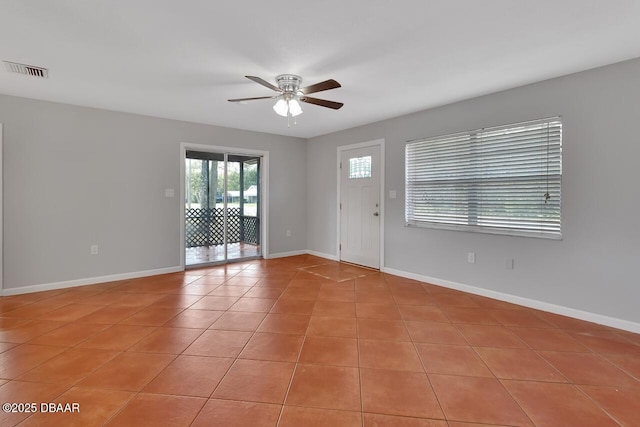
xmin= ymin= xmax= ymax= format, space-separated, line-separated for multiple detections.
xmin=337 ymin=138 xmax=385 ymax=270
xmin=179 ymin=142 xmax=270 ymax=269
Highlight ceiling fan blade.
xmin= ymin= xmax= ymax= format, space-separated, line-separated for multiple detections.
xmin=245 ymin=76 xmax=281 ymax=92
xmin=300 ymin=96 xmax=344 ymax=110
xmin=228 ymin=96 xmax=276 ymax=102
xmin=300 ymin=79 xmax=341 ymax=95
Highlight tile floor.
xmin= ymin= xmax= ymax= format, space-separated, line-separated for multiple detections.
xmin=185 ymin=243 xmax=260 ymax=266
xmin=0 ymin=255 xmax=638 ymax=426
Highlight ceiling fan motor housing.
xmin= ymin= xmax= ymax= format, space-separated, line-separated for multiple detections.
xmin=276 ymin=74 xmax=302 ymax=94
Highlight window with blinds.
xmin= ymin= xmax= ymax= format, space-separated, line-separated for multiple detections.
xmin=405 ymin=117 xmax=562 ymax=239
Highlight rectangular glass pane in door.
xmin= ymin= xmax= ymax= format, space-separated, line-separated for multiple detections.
xmin=225 ymin=155 xmax=261 ymax=262
xmin=185 ymin=151 xmax=261 ymax=266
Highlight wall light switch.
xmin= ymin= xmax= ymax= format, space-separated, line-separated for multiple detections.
xmin=506 ymin=258 xmax=514 ymax=270
xmin=389 ymin=190 xmax=397 ymax=199
xmin=165 ymin=188 xmax=175 ymax=198
xmin=90 ymin=245 xmax=99 ymax=255
xmin=467 ymin=252 xmax=475 ymax=263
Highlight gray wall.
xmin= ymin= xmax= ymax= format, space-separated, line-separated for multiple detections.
xmin=307 ymin=58 xmax=640 ymax=324
xmin=0 ymin=95 xmax=307 ymax=289
xmin=3 ymin=57 xmax=639 ymax=325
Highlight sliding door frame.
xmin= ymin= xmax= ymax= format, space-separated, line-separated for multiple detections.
xmin=0 ymin=124 xmax=3 ymax=292
xmin=179 ymin=142 xmax=269 ymax=269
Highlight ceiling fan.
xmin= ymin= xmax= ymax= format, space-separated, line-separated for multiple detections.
xmin=228 ymin=75 xmax=343 ymax=122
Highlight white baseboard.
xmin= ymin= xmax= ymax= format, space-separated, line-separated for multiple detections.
xmin=306 ymin=250 xmax=339 ymax=261
xmin=266 ymin=250 xmax=308 ymax=259
xmin=1 ymin=266 xmax=183 ymax=296
xmin=7 ymin=252 xmax=636 ymax=334
xmin=0 ymin=250 xmax=337 ymax=296
xmin=267 ymin=249 xmax=338 ymax=262
xmin=382 ymin=267 xmax=640 ymax=334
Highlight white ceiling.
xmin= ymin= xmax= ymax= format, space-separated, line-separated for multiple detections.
xmin=1 ymin=1 xmax=640 ymax=138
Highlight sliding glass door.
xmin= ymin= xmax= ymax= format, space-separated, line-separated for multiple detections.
xmin=185 ymin=150 xmax=261 ymax=266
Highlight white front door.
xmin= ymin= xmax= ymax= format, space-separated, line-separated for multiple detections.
xmin=340 ymin=145 xmax=381 ymax=269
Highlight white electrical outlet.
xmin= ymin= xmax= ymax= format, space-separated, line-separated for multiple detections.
xmin=506 ymin=258 xmax=514 ymax=270
xmin=467 ymin=252 xmax=475 ymax=263
xmin=90 ymin=245 xmax=99 ymax=255
xmin=286 ymin=229 xmax=292 ymax=237
xmin=165 ymin=188 xmax=175 ymax=198
xmin=389 ymin=190 xmax=397 ymax=199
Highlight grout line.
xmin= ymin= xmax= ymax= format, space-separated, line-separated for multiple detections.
xmin=99 ymin=389 xmax=139 ymax=426
xmin=3 ymin=256 xmax=640 ymax=426
xmin=206 ymin=265 xmax=308 ymax=426
xmin=575 ymin=383 xmax=626 ymax=427
xmin=400 ymin=287 xmax=448 ymax=422
xmin=355 ymin=308 xmax=365 ymax=425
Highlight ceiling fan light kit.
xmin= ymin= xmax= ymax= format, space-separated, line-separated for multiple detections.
xmin=272 ymin=98 xmax=289 ymax=117
xmin=229 ymin=74 xmax=343 ymax=126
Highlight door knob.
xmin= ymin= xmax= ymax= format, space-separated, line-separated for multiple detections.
xmin=373 ymin=212 xmax=379 ymax=216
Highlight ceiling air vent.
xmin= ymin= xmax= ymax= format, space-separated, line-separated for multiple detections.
xmin=3 ymin=61 xmax=48 ymax=78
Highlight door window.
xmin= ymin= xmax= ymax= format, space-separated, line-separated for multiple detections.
xmin=349 ymin=156 xmax=372 ymax=179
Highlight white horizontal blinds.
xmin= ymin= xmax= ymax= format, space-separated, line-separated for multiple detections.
xmin=405 ymin=117 xmax=562 ymax=238
xmin=406 ymin=132 xmax=473 ymax=226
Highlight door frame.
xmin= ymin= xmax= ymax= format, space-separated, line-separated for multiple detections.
xmin=336 ymin=138 xmax=385 ymax=269
xmin=179 ymin=142 xmax=269 ymax=269
xmin=0 ymin=123 xmax=3 ymax=292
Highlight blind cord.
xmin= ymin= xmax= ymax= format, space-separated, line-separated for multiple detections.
xmin=544 ymin=122 xmax=551 ymax=204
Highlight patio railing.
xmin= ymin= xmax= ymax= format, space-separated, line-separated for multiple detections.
xmin=186 ymin=208 xmax=259 ymax=247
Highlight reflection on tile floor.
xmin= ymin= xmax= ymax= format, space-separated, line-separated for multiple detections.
xmin=186 ymin=243 xmax=260 ymax=266
xmin=0 ymin=254 xmax=638 ymax=426
xmin=300 ymin=262 xmax=377 ymax=282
